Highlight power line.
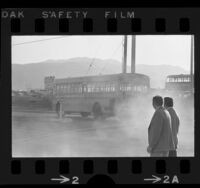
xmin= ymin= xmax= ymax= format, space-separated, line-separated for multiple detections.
xmin=99 ymin=40 xmax=123 ymax=75
xmin=85 ymin=58 xmax=95 ymax=75
xmin=12 ymin=36 xmax=68 ymax=46
xmin=85 ymin=42 xmax=103 ymax=75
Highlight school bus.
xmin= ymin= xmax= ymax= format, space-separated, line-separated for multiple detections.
xmin=47 ymin=73 xmax=150 ymax=118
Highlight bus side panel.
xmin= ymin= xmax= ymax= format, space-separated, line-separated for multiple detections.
xmin=61 ymin=96 xmax=90 ymax=113
xmin=84 ymin=92 xmax=119 ymax=113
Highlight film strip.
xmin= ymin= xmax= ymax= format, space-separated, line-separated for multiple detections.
xmin=0 ymin=6 xmax=200 ymax=185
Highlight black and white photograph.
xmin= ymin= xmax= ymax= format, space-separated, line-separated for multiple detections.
xmin=12 ymin=35 xmax=194 ymax=157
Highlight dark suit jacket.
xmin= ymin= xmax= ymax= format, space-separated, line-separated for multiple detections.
xmin=148 ymin=106 xmax=175 ymax=152
xmin=167 ymin=107 xmax=180 ymax=149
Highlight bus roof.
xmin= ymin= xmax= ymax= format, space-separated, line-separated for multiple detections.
xmin=55 ymin=73 xmax=149 ymax=84
xmin=166 ymin=74 xmax=193 ymax=78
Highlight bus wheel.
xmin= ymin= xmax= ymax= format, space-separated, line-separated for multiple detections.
xmin=81 ymin=112 xmax=90 ymax=118
xmin=92 ymin=103 xmax=103 ymax=119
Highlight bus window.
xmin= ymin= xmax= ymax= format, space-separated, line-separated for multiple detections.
xmin=91 ymin=85 xmax=94 ymax=93
xmin=101 ymin=85 xmax=106 ymax=92
xmin=120 ymin=84 xmax=124 ymax=91
xmin=87 ymin=84 xmax=91 ymax=93
xmin=79 ymin=84 xmax=82 ymax=93
xmin=73 ymin=85 xmax=77 ymax=93
xmin=99 ymin=85 xmax=103 ymax=92
xmin=62 ymin=85 xmax=65 ymax=94
xmin=59 ymin=85 xmax=62 ymax=94
xmin=127 ymin=84 xmax=131 ymax=91
xmin=76 ymin=85 xmax=79 ymax=93
xmin=76 ymin=84 xmax=81 ymax=93
xmin=109 ymin=85 xmax=112 ymax=92
xmin=64 ymin=85 xmax=67 ymax=93
xmin=139 ymin=86 xmax=143 ymax=91
xmin=105 ymin=85 xmax=107 ymax=92
xmin=111 ymin=85 xmax=115 ymax=92
xmin=105 ymin=85 xmax=109 ymax=92
xmin=91 ymin=85 xmax=95 ymax=93
xmin=93 ymin=84 xmax=98 ymax=93
xmin=67 ymin=84 xmax=70 ymax=94
xmin=134 ymin=86 xmax=138 ymax=91
xmin=166 ymin=77 xmax=170 ymax=82
xmin=82 ymin=85 xmax=87 ymax=93
xmin=71 ymin=84 xmax=74 ymax=93
xmin=75 ymin=85 xmax=78 ymax=93
xmin=57 ymin=85 xmax=61 ymax=94
xmin=67 ymin=84 xmax=70 ymax=93
xmin=92 ymin=84 xmax=96 ymax=92
xmin=108 ymin=85 xmax=111 ymax=92
xmin=95 ymin=85 xmax=100 ymax=92
xmin=143 ymin=86 xmax=147 ymax=91
xmin=184 ymin=77 xmax=189 ymax=82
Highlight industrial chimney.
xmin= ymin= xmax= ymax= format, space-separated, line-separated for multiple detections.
xmin=122 ymin=35 xmax=128 ymax=74
xmin=122 ymin=35 xmax=136 ymax=74
xmin=131 ymin=35 xmax=136 ymax=73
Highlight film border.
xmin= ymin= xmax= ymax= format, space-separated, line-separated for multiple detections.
xmin=0 ymin=7 xmax=200 ymax=184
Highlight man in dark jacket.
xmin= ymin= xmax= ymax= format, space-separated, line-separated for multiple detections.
xmin=164 ymin=97 xmax=180 ymax=157
xmin=147 ymin=96 xmax=175 ymax=157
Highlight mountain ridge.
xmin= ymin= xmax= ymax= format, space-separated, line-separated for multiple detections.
xmin=12 ymin=58 xmax=188 ymax=90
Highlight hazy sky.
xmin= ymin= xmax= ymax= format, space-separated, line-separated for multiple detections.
xmin=12 ymin=35 xmax=193 ymax=71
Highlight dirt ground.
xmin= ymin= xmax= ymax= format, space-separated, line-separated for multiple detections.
xmin=12 ymin=99 xmax=194 ymax=157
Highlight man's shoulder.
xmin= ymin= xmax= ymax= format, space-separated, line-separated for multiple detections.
xmin=167 ymin=107 xmax=178 ymax=116
xmin=156 ymin=107 xmax=171 ymax=119
xmin=153 ymin=107 xmax=166 ymax=119
xmin=167 ymin=107 xmax=174 ymax=113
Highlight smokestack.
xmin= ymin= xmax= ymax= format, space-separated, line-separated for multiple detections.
xmin=131 ymin=35 xmax=136 ymax=73
xmin=122 ymin=35 xmax=128 ymax=73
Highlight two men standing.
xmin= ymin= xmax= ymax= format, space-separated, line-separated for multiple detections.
xmin=147 ymin=96 xmax=180 ymax=157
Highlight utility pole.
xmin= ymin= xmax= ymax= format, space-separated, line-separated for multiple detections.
xmin=131 ymin=35 xmax=136 ymax=73
xmin=122 ymin=35 xmax=128 ymax=73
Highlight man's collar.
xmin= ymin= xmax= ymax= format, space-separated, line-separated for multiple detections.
xmin=156 ymin=106 xmax=164 ymax=111
xmin=166 ymin=107 xmax=173 ymax=110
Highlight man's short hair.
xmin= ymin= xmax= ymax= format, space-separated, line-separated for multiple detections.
xmin=164 ymin=97 xmax=173 ymax=107
xmin=153 ymin=95 xmax=163 ymax=106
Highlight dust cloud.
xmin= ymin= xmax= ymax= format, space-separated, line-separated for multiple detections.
xmin=113 ymin=91 xmax=194 ymax=156
xmin=12 ymin=91 xmax=194 ymax=157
